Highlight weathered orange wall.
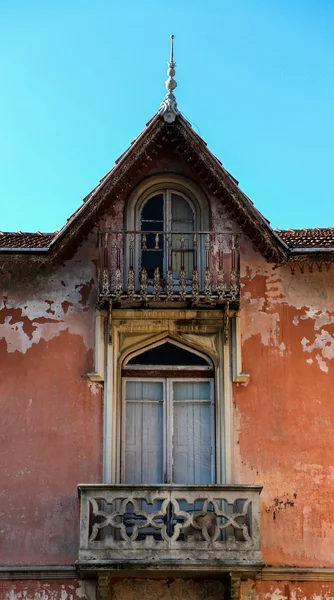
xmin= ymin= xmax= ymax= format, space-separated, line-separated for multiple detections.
xmin=1 ymin=153 xmax=334 ymax=578
xmin=0 ymin=579 xmax=95 ymax=599
xmin=2 ymin=578 xmax=334 ymax=600
xmin=242 ymin=580 xmax=334 ymax=600
xmin=0 ymin=235 xmax=103 ymax=565
xmin=235 ymin=244 xmax=334 ymax=567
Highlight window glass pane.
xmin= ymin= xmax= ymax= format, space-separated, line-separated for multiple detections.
xmin=173 ymin=381 xmax=211 ymax=401
xmin=125 ymin=381 xmax=164 ymax=484
xmin=171 ymin=195 xmax=194 ymax=278
xmin=173 ymin=381 xmax=213 ymax=485
xmin=141 ymin=194 xmax=164 ymax=223
xmin=127 ymin=342 xmax=211 ymax=367
xmin=141 ymin=248 xmax=163 ymax=279
xmin=171 ymin=194 xmax=194 ymax=227
xmin=126 ymin=381 xmax=164 ymax=400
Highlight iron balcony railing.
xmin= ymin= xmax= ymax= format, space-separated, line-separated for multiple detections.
xmin=77 ymin=484 xmax=262 ymax=566
xmin=98 ymin=230 xmax=240 ymax=305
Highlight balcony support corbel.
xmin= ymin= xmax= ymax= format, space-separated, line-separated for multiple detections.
xmin=223 ymin=302 xmax=229 ymax=345
xmin=108 ymin=298 xmax=113 ymax=344
xmin=98 ymin=572 xmax=112 ymax=600
xmin=230 ymin=574 xmax=241 ymax=600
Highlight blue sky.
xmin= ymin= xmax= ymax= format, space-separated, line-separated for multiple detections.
xmin=1 ymin=0 xmax=334 ymax=232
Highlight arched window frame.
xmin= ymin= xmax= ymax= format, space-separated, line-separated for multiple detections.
xmin=125 ymin=175 xmax=210 ymax=290
xmin=120 ymin=337 xmax=216 ymax=485
xmin=88 ymin=313 xmax=244 ymax=487
xmin=125 ymin=174 xmax=210 ymax=233
xmin=123 ymin=338 xmax=213 ymax=371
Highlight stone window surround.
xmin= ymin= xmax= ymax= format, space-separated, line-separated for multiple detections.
xmin=88 ymin=308 xmax=249 ymax=485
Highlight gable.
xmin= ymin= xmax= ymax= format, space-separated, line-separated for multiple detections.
xmin=52 ymin=114 xmax=288 ymax=263
xmin=1 ymin=113 xmax=333 ymax=268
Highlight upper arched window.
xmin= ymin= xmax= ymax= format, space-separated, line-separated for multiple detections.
xmin=97 ymin=175 xmax=238 ymax=304
xmin=139 ymin=190 xmax=196 ymax=280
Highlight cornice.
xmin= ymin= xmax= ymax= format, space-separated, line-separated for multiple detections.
xmin=0 ymin=566 xmax=77 ymax=580
xmin=1 ymin=565 xmax=334 ymax=582
xmin=257 ymin=567 xmax=334 ymax=582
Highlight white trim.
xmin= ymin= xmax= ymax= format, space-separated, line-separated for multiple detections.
xmin=223 ymin=338 xmax=233 ymax=483
xmin=122 ymin=376 xmax=214 ymax=484
xmin=87 ymin=311 xmax=107 ymax=382
xmin=103 ymin=331 xmax=114 ymax=483
xmin=231 ymin=313 xmax=250 ymax=384
xmin=102 ymin=311 xmax=230 ymax=485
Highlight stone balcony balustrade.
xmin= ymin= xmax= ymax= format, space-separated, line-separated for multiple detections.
xmin=98 ymin=230 xmax=240 ymax=307
xmin=77 ymin=484 xmax=263 ymax=577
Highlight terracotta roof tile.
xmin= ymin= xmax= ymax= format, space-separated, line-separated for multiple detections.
xmin=274 ymin=227 xmax=334 ymax=249
xmin=0 ymin=226 xmax=333 ymax=252
xmin=0 ymin=232 xmax=55 ymax=249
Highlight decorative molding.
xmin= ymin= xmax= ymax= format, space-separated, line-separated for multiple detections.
xmin=288 ymin=255 xmax=334 ymax=274
xmin=257 ymin=567 xmax=334 ymax=582
xmin=0 ymin=566 xmax=77 ymax=580
xmin=3 ymin=564 xmax=334 ymax=584
xmin=158 ymin=35 xmax=180 ymax=123
xmin=87 ymin=310 xmax=107 ymax=382
xmin=231 ymin=313 xmax=250 ymax=385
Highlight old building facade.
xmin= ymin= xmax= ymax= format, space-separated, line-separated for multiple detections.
xmin=1 ymin=42 xmax=334 ymax=600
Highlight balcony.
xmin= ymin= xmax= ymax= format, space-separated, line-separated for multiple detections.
xmin=77 ymin=484 xmax=263 ymax=577
xmin=98 ymin=231 xmax=240 ymax=307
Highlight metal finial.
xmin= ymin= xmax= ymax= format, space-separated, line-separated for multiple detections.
xmin=158 ymin=34 xmax=180 ymax=123
xmin=170 ymin=34 xmax=175 ymax=65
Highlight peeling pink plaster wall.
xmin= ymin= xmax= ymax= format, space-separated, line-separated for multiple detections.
xmin=242 ymin=580 xmax=334 ymax=600
xmin=234 ymin=238 xmax=334 ymax=567
xmin=0 ymin=233 xmax=103 ymax=565
xmin=0 ymin=579 xmax=96 ymax=600
xmin=2 ymin=164 xmax=334 ymax=576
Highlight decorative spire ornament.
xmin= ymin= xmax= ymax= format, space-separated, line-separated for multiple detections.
xmin=158 ymin=35 xmax=180 ymax=123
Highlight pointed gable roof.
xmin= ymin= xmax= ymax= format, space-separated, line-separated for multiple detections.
xmin=0 ymin=113 xmax=290 ymax=262
xmin=1 ymin=113 xmax=333 ymax=264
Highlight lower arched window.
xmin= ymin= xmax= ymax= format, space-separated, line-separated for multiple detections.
xmin=121 ymin=340 xmax=215 ymax=485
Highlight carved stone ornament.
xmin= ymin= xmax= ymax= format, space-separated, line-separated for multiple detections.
xmin=159 ymin=90 xmax=180 ymax=123
xmin=158 ymin=35 xmax=180 ymax=123
xmin=98 ymin=573 xmax=111 ymax=600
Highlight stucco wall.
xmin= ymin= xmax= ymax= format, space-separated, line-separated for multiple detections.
xmin=242 ymin=580 xmax=334 ymax=600
xmin=2 ymin=579 xmax=334 ymax=600
xmin=234 ymin=242 xmax=334 ymax=567
xmin=0 ymin=579 xmax=96 ymax=600
xmin=0 ymin=233 xmax=103 ymax=565
xmin=1 ymin=161 xmax=334 ymax=572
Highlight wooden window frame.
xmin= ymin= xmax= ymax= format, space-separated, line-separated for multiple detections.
xmin=121 ymin=376 xmax=215 ymax=485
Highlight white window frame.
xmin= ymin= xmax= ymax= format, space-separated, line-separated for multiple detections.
xmin=121 ymin=376 xmax=215 ymax=484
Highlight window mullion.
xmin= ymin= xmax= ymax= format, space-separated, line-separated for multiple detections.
xmin=163 ymin=378 xmax=168 ymax=484
xmin=166 ymin=189 xmax=171 ymax=232
xmin=167 ymin=378 xmax=173 ymax=484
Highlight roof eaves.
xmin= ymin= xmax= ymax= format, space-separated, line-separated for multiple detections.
xmin=48 ymin=113 xmax=163 ymax=252
xmin=176 ymin=116 xmax=289 ymax=258
xmin=0 ymin=246 xmax=50 ymax=254
xmin=290 ymin=247 xmax=334 ymax=254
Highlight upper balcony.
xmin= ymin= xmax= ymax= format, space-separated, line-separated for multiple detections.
xmin=97 ymin=230 xmax=240 ymax=308
xmin=77 ymin=484 xmax=263 ymax=578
